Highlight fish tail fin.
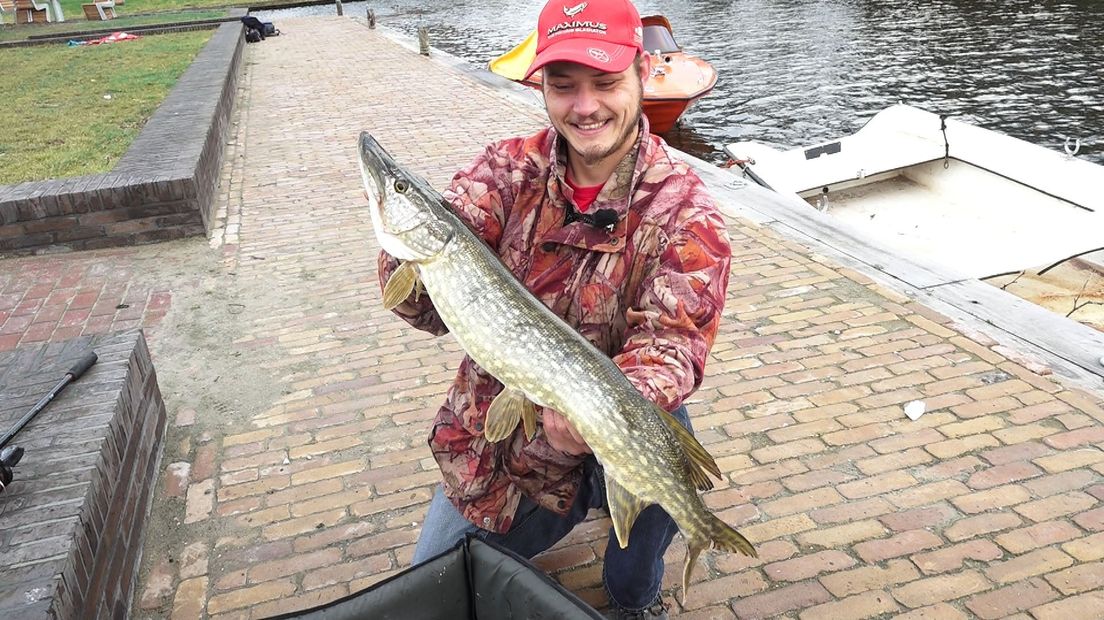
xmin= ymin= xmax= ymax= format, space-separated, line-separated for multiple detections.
xmin=680 ymin=516 xmax=756 ymax=607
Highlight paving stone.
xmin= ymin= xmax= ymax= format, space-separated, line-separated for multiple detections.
xmin=731 ymin=580 xmax=832 ymax=619
xmin=891 ymin=570 xmax=992 ymax=608
xmin=818 ymin=559 xmax=919 ymax=598
xmin=964 ymin=577 xmax=1059 ymax=619
xmin=798 ymin=590 xmax=899 ymax=620
xmin=911 ymin=539 xmax=1003 ymax=574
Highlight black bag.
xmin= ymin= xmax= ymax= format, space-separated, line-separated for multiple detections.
xmin=263 ymin=22 xmax=280 ymax=37
xmin=245 ymin=28 xmax=261 ymax=43
xmin=240 ymin=16 xmax=268 ymax=40
xmin=264 ymin=536 xmax=604 ymax=619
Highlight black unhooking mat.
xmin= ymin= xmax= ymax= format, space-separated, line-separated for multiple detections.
xmin=265 ymin=535 xmax=604 ymax=619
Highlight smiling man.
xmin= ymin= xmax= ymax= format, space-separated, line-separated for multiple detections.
xmin=377 ymin=1 xmax=732 ymax=618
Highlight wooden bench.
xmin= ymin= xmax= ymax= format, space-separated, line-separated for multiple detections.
xmin=81 ymin=0 xmax=114 ymax=20
xmin=13 ymin=0 xmax=49 ymax=23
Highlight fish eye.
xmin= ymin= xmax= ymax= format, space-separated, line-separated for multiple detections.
xmin=394 ymin=180 xmax=409 ymax=194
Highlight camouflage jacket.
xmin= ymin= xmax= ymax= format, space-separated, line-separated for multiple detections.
xmin=378 ymin=120 xmax=731 ymax=533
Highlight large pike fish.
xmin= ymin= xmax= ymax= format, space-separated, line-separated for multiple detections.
xmin=358 ymin=132 xmax=756 ymax=604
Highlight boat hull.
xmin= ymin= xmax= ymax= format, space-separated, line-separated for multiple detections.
xmin=643 ymin=98 xmax=697 ymax=134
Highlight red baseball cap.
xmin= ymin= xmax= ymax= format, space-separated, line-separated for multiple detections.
xmin=524 ymin=0 xmax=645 ymax=79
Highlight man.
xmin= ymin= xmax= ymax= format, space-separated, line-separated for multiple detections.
xmin=378 ymin=0 xmax=731 ymax=617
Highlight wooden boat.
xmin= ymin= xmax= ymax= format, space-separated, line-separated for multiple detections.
xmin=488 ymin=16 xmax=717 ymax=133
xmin=725 ymin=104 xmax=1104 ymax=331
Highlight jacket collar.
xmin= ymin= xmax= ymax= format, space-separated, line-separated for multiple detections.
xmin=541 ymin=115 xmax=655 ymax=252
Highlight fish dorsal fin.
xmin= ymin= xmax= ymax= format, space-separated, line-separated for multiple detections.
xmin=484 ymin=387 xmax=537 ymax=443
xmin=605 ymin=475 xmax=650 ymax=549
xmin=657 ymin=406 xmax=720 ymax=491
xmin=382 ymin=261 xmax=419 ymax=310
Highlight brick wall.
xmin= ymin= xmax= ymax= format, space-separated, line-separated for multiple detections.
xmin=0 ymin=330 xmax=167 ymax=619
xmin=0 ymin=22 xmax=245 ymax=255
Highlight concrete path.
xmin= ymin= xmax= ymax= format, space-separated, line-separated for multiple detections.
xmin=2 ymin=16 xmax=1103 ymax=619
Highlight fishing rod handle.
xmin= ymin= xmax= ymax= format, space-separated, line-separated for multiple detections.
xmin=68 ymin=351 xmax=98 ymax=380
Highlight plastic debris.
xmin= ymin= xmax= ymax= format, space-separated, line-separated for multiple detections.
xmin=904 ymin=400 xmax=926 ymax=421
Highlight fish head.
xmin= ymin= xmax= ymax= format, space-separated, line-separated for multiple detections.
xmin=358 ymin=132 xmax=452 ymax=262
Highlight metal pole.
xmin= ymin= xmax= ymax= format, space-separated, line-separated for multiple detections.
xmin=0 ymin=351 xmax=97 ymax=448
xmin=0 ymin=350 xmax=97 ymax=495
xmin=336 ymin=0 xmax=343 ymax=16
xmin=418 ymin=26 xmax=430 ymax=56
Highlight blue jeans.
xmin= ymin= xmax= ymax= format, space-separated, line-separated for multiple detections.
xmin=411 ymin=406 xmax=692 ymax=612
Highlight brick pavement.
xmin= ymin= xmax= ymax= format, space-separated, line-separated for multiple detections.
xmin=2 ymin=15 xmax=1102 ymax=619
xmin=0 ymin=244 xmax=191 ymax=352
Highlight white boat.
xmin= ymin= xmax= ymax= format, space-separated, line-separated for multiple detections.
xmin=723 ymin=104 xmax=1104 ymax=283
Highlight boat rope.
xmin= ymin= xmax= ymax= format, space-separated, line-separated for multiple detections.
xmin=721 ymin=157 xmax=755 ymax=168
xmin=940 ymin=114 xmax=950 ymax=169
xmin=1064 ymin=137 xmax=1081 ymax=158
xmin=1038 ymin=245 xmax=1104 ymax=276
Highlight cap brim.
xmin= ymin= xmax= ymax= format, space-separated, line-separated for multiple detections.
xmin=524 ymin=40 xmax=638 ymax=79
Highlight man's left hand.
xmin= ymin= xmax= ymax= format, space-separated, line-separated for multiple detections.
xmin=542 ymin=408 xmax=592 ymax=455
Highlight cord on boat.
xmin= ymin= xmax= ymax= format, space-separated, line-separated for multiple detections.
xmin=940 ymin=115 xmax=950 ymax=169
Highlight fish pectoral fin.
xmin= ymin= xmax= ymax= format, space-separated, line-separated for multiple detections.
xmin=657 ymin=406 xmax=721 ymax=491
xmin=382 ymin=261 xmax=420 ymax=310
xmin=484 ymin=387 xmax=534 ymax=443
xmin=605 ymin=475 xmax=650 ymax=549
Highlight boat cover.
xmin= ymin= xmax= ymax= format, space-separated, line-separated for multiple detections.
xmin=725 ymin=105 xmax=1104 ymax=279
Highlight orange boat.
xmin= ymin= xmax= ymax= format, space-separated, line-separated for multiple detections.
xmin=488 ymin=15 xmax=718 ymax=133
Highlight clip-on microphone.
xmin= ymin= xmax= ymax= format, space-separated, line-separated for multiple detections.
xmin=564 ymin=204 xmax=619 ymax=231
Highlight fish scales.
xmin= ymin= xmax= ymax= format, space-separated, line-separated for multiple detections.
xmin=358 ymin=132 xmax=756 ymax=604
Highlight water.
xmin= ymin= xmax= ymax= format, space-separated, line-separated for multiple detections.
xmin=256 ymin=0 xmax=1104 ymax=165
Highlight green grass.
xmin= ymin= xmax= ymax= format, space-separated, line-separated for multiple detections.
xmin=56 ymin=0 xmax=232 ymax=17
xmin=0 ymin=29 xmax=213 ymax=184
xmin=0 ymin=8 xmax=228 ymax=42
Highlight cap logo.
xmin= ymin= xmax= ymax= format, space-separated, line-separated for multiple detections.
xmin=548 ymin=20 xmax=607 ymax=37
xmin=563 ymin=1 xmax=587 ymax=17
xmin=587 ymin=48 xmax=610 ymax=63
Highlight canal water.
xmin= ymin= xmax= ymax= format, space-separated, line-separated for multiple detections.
xmin=256 ymin=0 xmax=1104 ymax=166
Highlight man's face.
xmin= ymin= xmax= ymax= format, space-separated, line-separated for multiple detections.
xmin=542 ymin=57 xmax=650 ymax=170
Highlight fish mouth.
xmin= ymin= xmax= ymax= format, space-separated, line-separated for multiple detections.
xmin=357 ymin=132 xmax=445 ymax=232
xmin=358 ymin=132 xmax=390 ymax=209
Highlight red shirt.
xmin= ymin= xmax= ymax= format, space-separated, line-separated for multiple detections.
xmin=564 ymin=174 xmax=603 ymax=212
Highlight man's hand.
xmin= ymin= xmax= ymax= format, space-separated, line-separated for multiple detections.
xmin=542 ymin=408 xmax=591 ymax=455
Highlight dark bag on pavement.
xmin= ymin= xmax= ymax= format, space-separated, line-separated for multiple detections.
xmin=263 ymin=22 xmax=280 ymax=37
xmin=245 ymin=28 xmax=261 ymax=43
xmin=264 ymin=536 xmax=604 ymax=619
xmin=240 ymin=16 xmax=268 ymax=40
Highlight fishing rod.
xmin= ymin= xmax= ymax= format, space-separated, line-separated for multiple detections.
xmin=0 ymin=350 xmax=98 ymax=495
